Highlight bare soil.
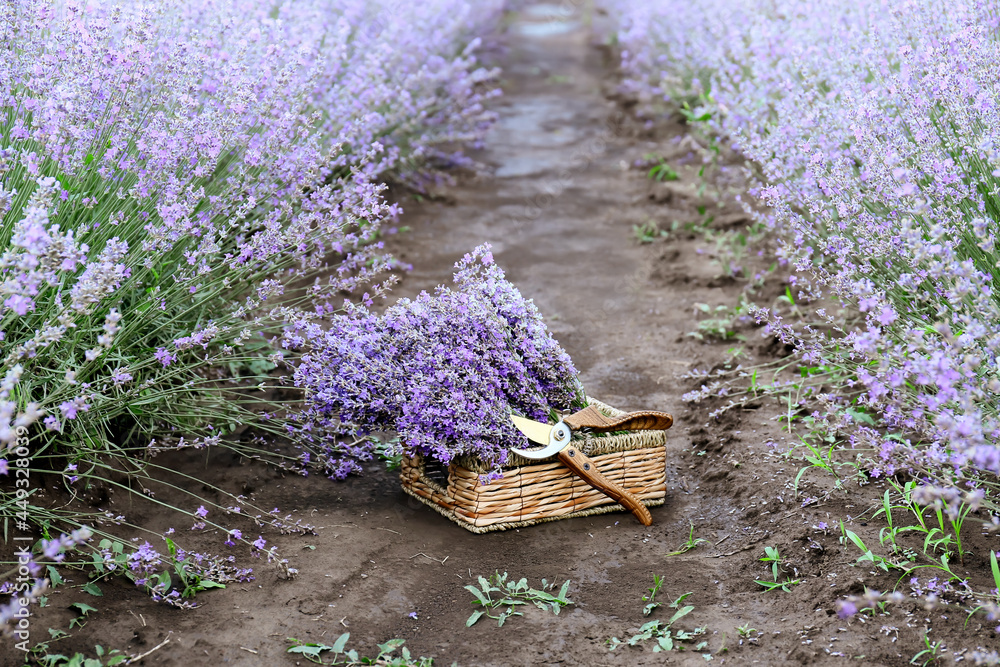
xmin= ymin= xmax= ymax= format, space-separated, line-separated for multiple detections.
xmin=9 ymin=3 xmax=1000 ymax=666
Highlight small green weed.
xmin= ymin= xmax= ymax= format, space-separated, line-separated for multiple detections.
xmin=287 ymin=635 xmax=431 ymax=666
xmin=688 ymin=301 xmax=748 ymax=341
xmin=665 ymin=521 xmax=707 ymax=557
xmin=736 ymin=622 xmax=760 ymax=645
xmin=25 ymin=626 xmax=128 ymax=667
xmin=643 ymin=575 xmax=664 ymax=616
xmin=643 ymin=153 xmax=680 ymax=182
xmin=909 ymin=631 xmax=942 ymax=666
xmin=30 ymin=646 xmax=128 ymax=667
xmin=608 ymin=592 xmax=706 ymax=652
xmin=838 ymin=523 xmax=907 ymax=574
xmin=632 ymin=219 xmax=668 ymax=244
xmin=464 ymin=572 xmax=572 ymax=628
xmin=754 ymin=546 xmax=800 ymax=592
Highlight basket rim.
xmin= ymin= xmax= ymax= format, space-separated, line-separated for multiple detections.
xmin=449 ymin=397 xmax=670 ymax=472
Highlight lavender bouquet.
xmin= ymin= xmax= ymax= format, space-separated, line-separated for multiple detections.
xmin=285 ymin=244 xmax=586 ymax=479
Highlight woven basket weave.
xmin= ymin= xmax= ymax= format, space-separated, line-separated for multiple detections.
xmin=399 ymin=399 xmax=668 ymax=533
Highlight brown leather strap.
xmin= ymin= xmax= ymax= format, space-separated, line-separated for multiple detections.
xmin=563 ymin=405 xmax=673 ymax=433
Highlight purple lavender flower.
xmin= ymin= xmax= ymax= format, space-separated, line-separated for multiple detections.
xmin=836 ymin=600 xmax=858 ymax=619
xmin=286 ymin=244 xmax=584 ymax=477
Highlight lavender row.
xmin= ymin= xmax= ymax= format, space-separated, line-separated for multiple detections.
xmin=606 ymin=0 xmax=1000 ymax=500
xmin=1 ymin=0 xmax=503 ymax=632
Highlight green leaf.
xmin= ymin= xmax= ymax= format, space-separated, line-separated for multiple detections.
xmin=844 ymin=529 xmax=868 ymax=553
xmin=668 ymin=605 xmax=694 ymax=625
xmin=106 ymin=657 xmax=127 ymax=666
xmin=991 ymin=551 xmax=1000 ymax=592
xmin=71 ymin=602 xmax=98 ymax=615
xmin=197 ymin=580 xmax=225 ymax=591
xmin=81 ymin=582 xmax=103 ymax=597
xmin=844 ymin=407 xmax=875 ymax=425
xmin=331 ymin=632 xmax=350 ymax=654
xmin=378 ymin=639 xmax=405 ymax=653
xmin=466 ymin=610 xmax=484 ymax=627
xmin=47 ymin=565 xmax=63 ymax=587
xmin=287 ymin=643 xmax=329 ymax=658
xmin=465 ymin=585 xmax=488 ymax=605
xmin=657 ymin=635 xmax=674 ymax=652
xmin=558 ymin=579 xmax=571 ymax=602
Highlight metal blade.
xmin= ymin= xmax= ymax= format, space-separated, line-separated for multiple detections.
xmin=510 ymin=414 xmax=553 ymax=446
xmin=510 ymin=415 xmax=569 ymax=460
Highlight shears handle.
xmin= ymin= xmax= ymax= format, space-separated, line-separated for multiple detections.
xmin=558 ymin=444 xmax=653 ymax=526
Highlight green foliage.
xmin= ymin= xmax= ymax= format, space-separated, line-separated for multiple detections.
xmin=632 ymin=219 xmax=670 ymax=244
xmin=608 ymin=592 xmax=706 ymax=653
xmin=643 ymin=575 xmax=664 ymax=616
xmin=643 ymin=153 xmax=680 ymax=182
xmin=374 ymin=437 xmax=404 ymax=471
xmin=287 ymin=635 xmax=432 ymax=666
xmin=464 ymin=572 xmax=573 ymax=628
xmin=26 ymin=631 xmax=127 ymax=667
xmin=665 ymin=521 xmax=707 ymax=557
xmin=679 ymin=100 xmax=713 ymax=124
xmin=32 ymin=648 xmax=128 ymax=667
xmin=754 ymin=546 xmax=800 ymax=592
xmin=838 ymin=523 xmax=908 ymax=574
xmin=909 ymin=631 xmax=943 ymax=666
xmin=688 ymin=300 xmax=748 ymax=341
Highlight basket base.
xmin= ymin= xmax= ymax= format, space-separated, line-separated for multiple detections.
xmin=401 ymin=482 xmax=665 ymax=533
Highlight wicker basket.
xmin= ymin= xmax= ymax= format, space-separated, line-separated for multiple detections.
xmin=399 ymin=399 xmax=669 ymax=532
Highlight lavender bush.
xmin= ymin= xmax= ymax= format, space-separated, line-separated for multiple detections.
xmin=0 ymin=0 xmax=502 ymax=624
xmin=607 ymin=0 xmax=1000 ymax=508
xmin=285 ymin=243 xmax=586 ymax=480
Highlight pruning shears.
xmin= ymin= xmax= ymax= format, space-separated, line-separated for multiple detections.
xmin=510 ymin=405 xmax=673 ymax=526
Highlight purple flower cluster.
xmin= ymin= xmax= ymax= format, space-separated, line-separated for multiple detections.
xmin=607 ymin=0 xmax=1000 ymax=494
xmin=1 ymin=526 xmax=91 ymax=639
xmin=1 ymin=0 xmax=504 ymax=592
xmin=1 ymin=0 xmax=505 ymax=615
xmin=285 ymin=243 xmax=585 ymax=478
xmin=0 ymin=0 xmax=503 ymax=449
xmin=107 ymin=539 xmax=255 ymax=608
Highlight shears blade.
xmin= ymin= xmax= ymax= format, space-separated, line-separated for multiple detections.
xmin=510 ymin=414 xmax=553 ymax=446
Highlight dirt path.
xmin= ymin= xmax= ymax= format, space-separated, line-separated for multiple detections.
xmin=22 ymin=4 xmax=979 ymax=667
